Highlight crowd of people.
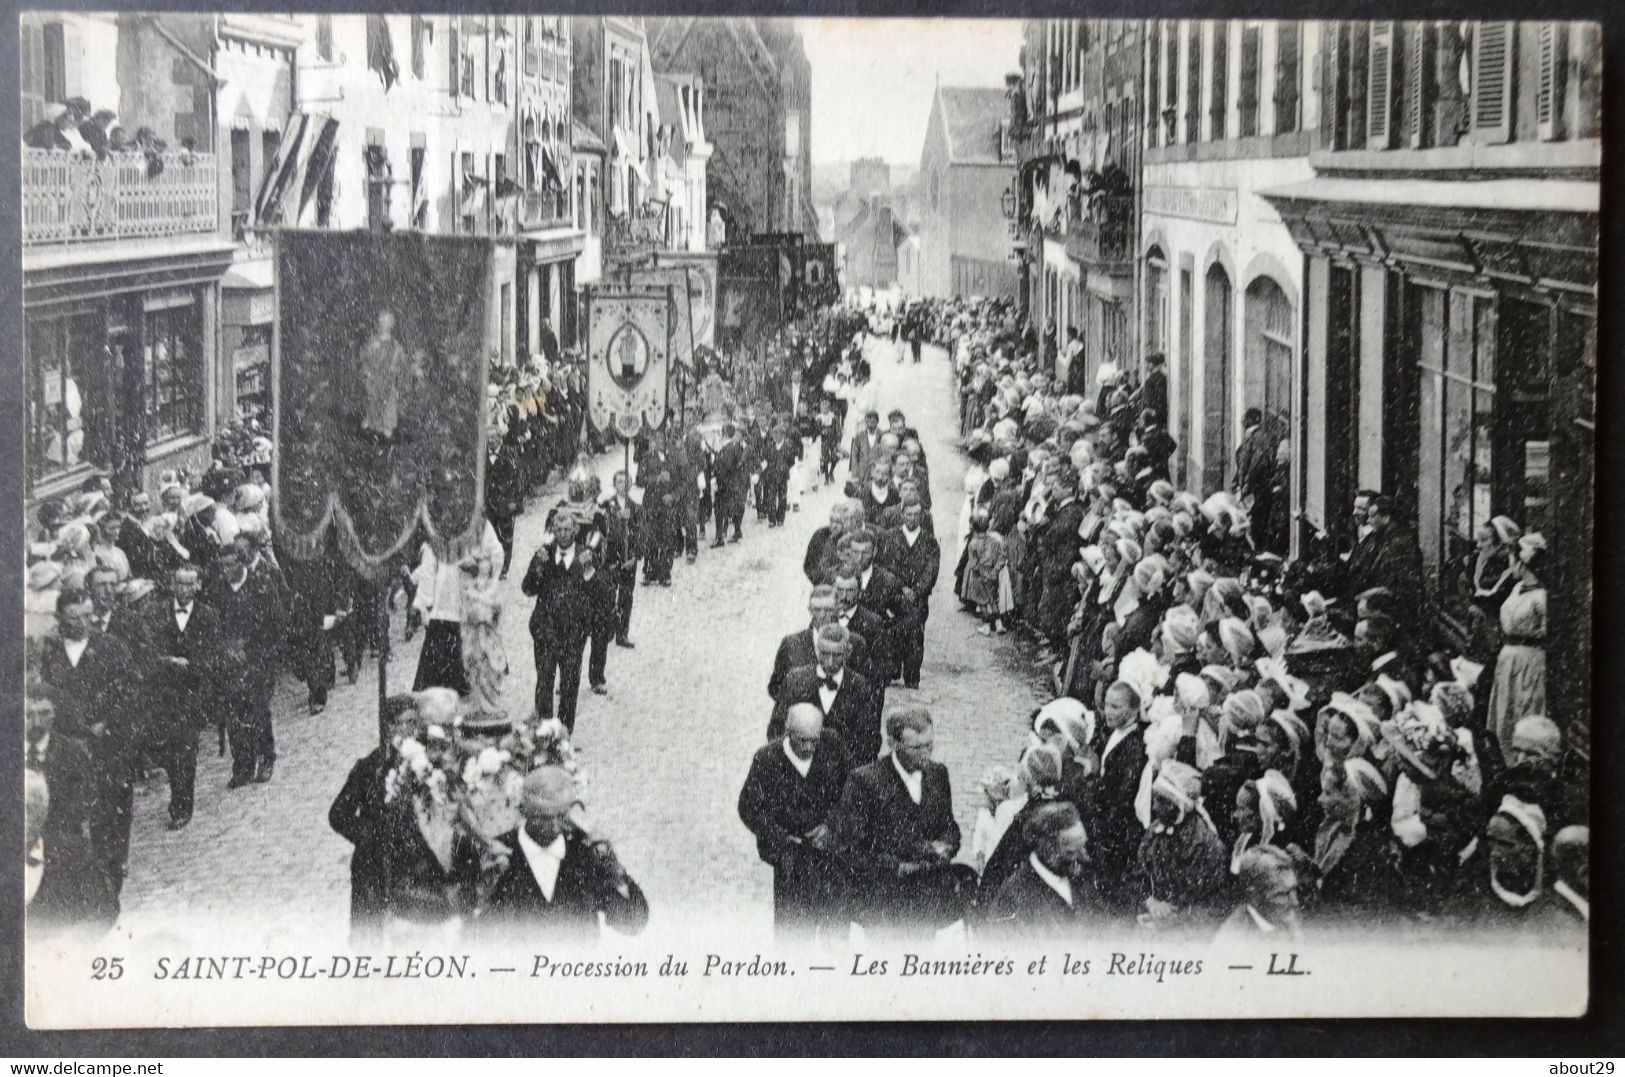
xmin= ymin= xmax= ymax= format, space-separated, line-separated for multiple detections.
xmin=737 ymin=296 xmax=1588 ymax=945
xmin=24 ymin=290 xmax=1588 ymax=951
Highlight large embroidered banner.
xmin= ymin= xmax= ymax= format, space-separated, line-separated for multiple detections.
xmin=654 ymin=249 xmax=718 ymax=350
xmin=585 ymin=285 xmax=672 ymax=438
xmin=274 ymin=230 xmax=493 ymax=576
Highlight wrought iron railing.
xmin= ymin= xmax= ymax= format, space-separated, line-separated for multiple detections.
xmin=24 ymin=148 xmax=219 ymax=247
xmin=1063 ymin=193 xmax=1134 ymax=266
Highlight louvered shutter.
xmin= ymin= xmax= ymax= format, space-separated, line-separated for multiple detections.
xmin=448 ymin=24 xmax=460 ymax=98
xmin=20 ymin=20 xmax=46 ymax=128
xmin=1471 ymin=21 xmax=1514 ymax=144
xmin=1407 ymin=22 xmax=1434 ymax=148
xmin=1366 ymin=21 xmax=1396 ymax=148
xmin=1536 ymin=22 xmax=1567 ymax=141
xmin=1319 ymin=23 xmax=1346 ymax=150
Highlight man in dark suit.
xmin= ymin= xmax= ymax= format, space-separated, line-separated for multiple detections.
xmin=478 ymin=766 xmax=649 ymax=942
xmin=1233 ymin=406 xmax=1273 ymax=522
xmin=847 ymin=410 xmax=884 ymax=494
xmin=858 ymin=459 xmax=901 ymax=524
xmin=521 ymin=510 xmax=592 ymax=731
xmin=880 ymin=501 xmax=941 ymax=689
xmin=803 ymin=500 xmax=857 ymax=584
xmin=143 ymin=564 xmax=222 ymax=830
xmin=640 ymin=456 xmax=677 ymax=587
xmin=1347 ymin=494 xmax=1426 ymax=623
xmin=768 ymin=624 xmax=883 ymax=762
xmin=205 ymin=535 xmax=288 ymax=788
xmin=110 ymin=489 xmax=159 ymax=582
xmin=768 ymin=585 xmax=843 ymax=703
xmin=1036 ymin=467 xmax=1086 ymax=649
xmin=1091 ymin=680 xmax=1150 ymax=910
xmin=84 ymin=565 xmax=142 ymax=644
xmin=1137 ymin=352 xmax=1169 ymax=428
xmin=841 ymin=528 xmax=912 ymax=683
xmin=712 ymin=423 xmax=748 ymax=546
xmin=601 ymin=470 xmax=644 ymax=648
xmin=37 ymin=588 xmax=141 ymax=912
xmin=738 ymin=703 xmax=853 ymax=936
xmin=982 ymin=801 xmax=1097 ymax=936
xmin=830 ymin=569 xmax=887 ymax=695
xmin=889 ymin=450 xmax=932 ymax=512
xmin=484 ymin=428 xmax=524 ymax=579
xmin=877 ymin=479 xmax=935 ymax=538
xmin=828 ymin=708 xmax=962 ymax=936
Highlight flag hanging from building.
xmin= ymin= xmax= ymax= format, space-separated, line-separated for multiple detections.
xmin=274 ymin=230 xmax=494 ymax=577
xmin=253 ymin=112 xmax=339 ymax=228
xmin=366 ymin=15 xmax=400 ymax=92
xmin=586 ymin=285 xmax=672 ymax=437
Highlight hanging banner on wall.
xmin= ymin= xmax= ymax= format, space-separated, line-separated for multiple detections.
xmin=274 ymin=230 xmax=493 ymax=577
xmin=586 ymin=285 xmax=672 ymax=435
xmin=653 ymin=249 xmax=718 ymax=351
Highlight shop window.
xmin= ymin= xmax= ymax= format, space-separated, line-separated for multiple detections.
xmin=144 ymin=298 xmax=203 ymax=443
xmin=1415 ymin=287 xmax=1497 ymax=610
xmin=234 ymin=324 xmax=272 ymax=422
xmin=26 ymin=308 xmax=105 ymax=485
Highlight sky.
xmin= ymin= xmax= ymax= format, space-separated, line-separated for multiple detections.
xmin=798 ymin=18 xmax=1024 ymax=168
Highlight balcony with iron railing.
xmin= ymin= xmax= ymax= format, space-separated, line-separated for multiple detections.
xmin=1062 ymin=192 xmax=1134 ymax=269
xmin=519 ymin=188 xmax=573 ymax=232
xmin=23 ymin=148 xmax=219 ymax=248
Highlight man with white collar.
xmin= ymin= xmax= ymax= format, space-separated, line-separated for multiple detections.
xmin=1214 ymin=845 xmax=1302 ymax=946
xmin=982 ymin=801 xmax=1095 ymax=935
xmin=479 ymin=766 xmax=648 ymax=941
xmin=880 ymin=501 xmax=941 ymax=690
xmin=143 ymin=564 xmax=223 ymax=830
xmin=738 ymin=704 xmax=854 ymax=936
xmin=837 ymin=529 xmax=910 ymax=686
xmin=767 ymin=623 xmax=882 ymax=761
xmin=848 ymin=410 xmax=884 ymax=492
xmin=829 ymin=708 xmax=962 ymax=937
xmin=859 ymin=458 xmax=901 ymax=524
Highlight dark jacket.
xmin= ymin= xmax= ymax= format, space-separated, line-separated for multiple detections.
xmin=769 ymin=665 xmax=883 ymax=762
xmin=475 ymin=828 xmax=649 ymax=941
xmin=328 ymin=748 xmax=392 ymax=928
xmin=1089 ymin=725 xmax=1149 ymax=900
xmin=829 ymin=755 xmax=962 ymax=925
xmin=601 ymin=495 xmax=645 ymax=570
xmin=521 ymin=541 xmax=592 ymax=642
xmin=880 ymin=527 xmax=942 ymax=606
xmin=141 ymin=598 xmax=225 ymax=738
xmin=982 ymin=856 xmax=1097 ymax=936
xmin=737 ymin=733 xmax=853 ymax=867
xmin=484 ymin=445 xmax=524 ymax=520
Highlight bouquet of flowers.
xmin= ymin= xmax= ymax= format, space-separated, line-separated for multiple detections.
xmin=385 ymin=706 xmax=585 ymax=892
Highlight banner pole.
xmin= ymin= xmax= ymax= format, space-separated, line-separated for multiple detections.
xmin=377 ymin=580 xmax=390 ymax=750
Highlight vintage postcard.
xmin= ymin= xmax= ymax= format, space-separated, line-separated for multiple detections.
xmin=18 ymin=13 xmax=1594 ymax=1027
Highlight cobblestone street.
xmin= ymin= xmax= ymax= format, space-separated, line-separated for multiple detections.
xmin=116 ymin=336 xmax=1047 ymax=944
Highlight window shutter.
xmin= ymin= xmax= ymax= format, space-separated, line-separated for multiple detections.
xmin=1210 ymin=20 xmax=1229 ymax=141
xmin=448 ymin=24 xmax=460 ymax=98
xmin=1366 ymin=21 xmax=1396 ymax=148
xmin=1406 ymin=22 xmax=1433 ymax=148
xmin=1536 ymin=22 xmax=1567 ymax=141
xmin=1319 ymin=23 xmax=1347 ymax=149
xmin=20 ymin=21 xmax=46 ymax=127
xmin=1471 ymin=21 xmax=1514 ymax=144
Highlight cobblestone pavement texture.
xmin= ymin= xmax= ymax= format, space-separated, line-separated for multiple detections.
xmin=115 ymin=336 xmax=1049 ymax=943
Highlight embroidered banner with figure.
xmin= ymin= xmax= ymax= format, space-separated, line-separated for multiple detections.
xmin=274 ymin=229 xmax=493 ymax=576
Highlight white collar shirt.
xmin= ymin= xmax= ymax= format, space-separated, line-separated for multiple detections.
xmin=556 ymin=545 xmax=574 ymax=569
xmin=902 ymin=527 xmax=920 ymax=546
xmin=63 ymin=637 xmax=89 ymax=667
xmin=815 ymin=666 xmax=844 ymax=713
xmin=891 ymin=752 xmax=923 ymax=804
xmin=783 ymin=738 xmax=814 ymax=779
xmin=516 ymin=828 xmax=568 ymax=902
xmin=174 ymin=603 xmax=193 ymax=631
xmin=1029 ymin=852 xmax=1074 ymax=907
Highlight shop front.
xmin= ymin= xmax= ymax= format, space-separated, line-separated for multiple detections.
xmin=1265 ymin=179 xmax=1597 ymax=745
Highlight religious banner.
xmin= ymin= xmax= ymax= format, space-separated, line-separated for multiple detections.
xmin=717 ymin=245 xmax=783 ymax=349
xmin=273 ymin=230 xmax=493 ymax=576
xmin=586 ymin=285 xmax=672 ymax=436
xmin=801 ymin=242 xmax=841 ymax=310
xmin=653 ymin=249 xmax=718 ymax=350
xmin=623 ymin=264 xmax=696 ymax=371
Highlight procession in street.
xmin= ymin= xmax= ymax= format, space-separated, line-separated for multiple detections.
xmin=21 ymin=15 xmax=1595 ymax=962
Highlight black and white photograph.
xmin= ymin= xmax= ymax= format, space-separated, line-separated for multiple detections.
xmin=15 ymin=12 xmax=1598 ymax=1028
